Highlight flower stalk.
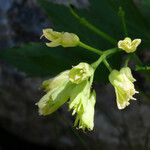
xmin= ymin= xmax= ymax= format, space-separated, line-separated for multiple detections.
xmin=69 ymin=6 xmax=117 ymax=45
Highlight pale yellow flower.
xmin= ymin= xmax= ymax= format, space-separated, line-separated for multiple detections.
xmin=118 ymin=37 xmax=141 ymax=53
xmin=36 ymin=71 xmax=73 ymax=115
xmin=109 ymin=67 xmax=138 ymax=109
xmin=36 ymin=62 xmax=96 ymax=130
xmin=69 ymin=81 xmax=96 ymax=130
xmin=69 ymin=62 xmax=94 ymax=84
xmin=42 ymin=28 xmax=79 ymax=47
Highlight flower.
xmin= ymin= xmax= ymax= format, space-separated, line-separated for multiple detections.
xmin=118 ymin=37 xmax=141 ymax=53
xmin=69 ymin=62 xmax=94 ymax=84
xmin=109 ymin=67 xmax=138 ymax=109
xmin=69 ymin=80 xmax=96 ymax=131
xmin=36 ymin=71 xmax=74 ymax=115
xmin=36 ymin=62 xmax=96 ymax=130
xmin=41 ymin=28 xmax=80 ymax=47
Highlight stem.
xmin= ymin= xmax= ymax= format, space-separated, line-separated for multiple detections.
xmin=79 ymin=40 xmax=119 ymax=57
xmin=91 ymin=48 xmax=119 ymax=70
xmin=69 ymin=7 xmax=117 ymax=45
xmin=91 ymin=55 xmax=105 ymax=70
xmin=133 ymin=54 xmax=150 ymax=84
xmin=118 ymin=7 xmax=128 ymax=37
xmin=79 ymin=41 xmax=120 ymax=71
xmin=125 ymin=57 xmax=130 ymax=67
xmin=103 ymin=59 xmax=112 ymax=72
xmin=79 ymin=41 xmax=103 ymax=55
xmin=124 ymin=54 xmax=132 ymax=67
xmin=103 ymin=47 xmax=120 ymax=56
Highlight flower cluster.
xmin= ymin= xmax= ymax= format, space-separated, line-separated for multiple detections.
xmin=36 ymin=62 xmax=96 ymax=131
xmin=37 ymin=28 xmax=141 ymax=131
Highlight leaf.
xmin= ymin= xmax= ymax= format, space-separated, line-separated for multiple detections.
xmin=0 ymin=43 xmax=97 ymax=77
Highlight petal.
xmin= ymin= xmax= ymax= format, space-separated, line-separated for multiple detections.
xmin=42 ymin=70 xmax=69 ymax=92
xmin=43 ymin=28 xmax=61 ymax=41
xmin=120 ymin=67 xmax=136 ymax=82
xmin=132 ymin=39 xmax=141 ymax=47
xmin=46 ymin=38 xmax=61 ymax=47
xmin=69 ymin=62 xmax=94 ymax=84
xmin=37 ymin=81 xmax=74 ymax=115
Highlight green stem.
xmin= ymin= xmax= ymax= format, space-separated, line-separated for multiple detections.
xmin=103 ymin=59 xmax=112 ymax=72
xmin=91 ymin=48 xmax=119 ymax=70
xmin=103 ymin=47 xmax=120 ymax=56
xmin=133 ymin=54 xmax=150 ymax=84
xmin=79 ymin=41 xmax=119 ymax=56
xmin=79 ymin=41 xmax=103 ymax=55
xmin=125 ymin=57 xmax=130 ymax=67
xmin=91 ymin=55 xmax=106 ymax=70
xmin=118 ymin=7 xmax=128 ymax=37
xmin=69 ymin=7 xmax=117 ymax=45
xmin=124 ymin=54 xmax=132 ymax=67
xmin=79 ymin=41 xmax=120 ymax=71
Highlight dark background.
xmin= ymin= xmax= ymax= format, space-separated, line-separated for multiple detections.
xmin=0 ymin=0 xmax=150 ymax=150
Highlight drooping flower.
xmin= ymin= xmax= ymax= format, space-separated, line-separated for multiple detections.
xmin=36 ymin=71 xmax=74 ymax=115
xmin=36 ymin=61 xmax=96 ymax=130
xmin=69 ymin=62 xmax=94 ymax=84
xmin=109 ymin=67 xmax=138 ymax=109
xmin=41 ymin=28 xmax=80 ymax=47
xmin=69 ymin=80 xmax=96 ymax=131
xmin=118 ymin=37 xmax=141 ymax=53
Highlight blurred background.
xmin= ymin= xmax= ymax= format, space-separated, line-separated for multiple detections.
xmin=0 ymin=0 xmax=150 ymax=150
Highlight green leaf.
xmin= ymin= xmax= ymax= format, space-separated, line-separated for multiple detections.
xmin=0 ymin=43 xmax=97 ymax=77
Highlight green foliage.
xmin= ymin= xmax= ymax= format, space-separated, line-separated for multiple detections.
xmin=0 ymin=0 xmax=149 ymax=83
xmin=0 ymin=43 xmax=97 ymax=77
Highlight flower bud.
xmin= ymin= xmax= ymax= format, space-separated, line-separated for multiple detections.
xmin=36 ymin=71 xmax=73 ymax=115
xmin=109 ymin=67 xmax=138 ymax=109
xmin=69 ymin=62 xmax=94 ymax=84
xmin=118 ymin=37 xmax=141 ymax=53
xmin=61 ymin=32 xmax=79 ymax=47
xmin=42 ymin=28 xmax=79 ymax=47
